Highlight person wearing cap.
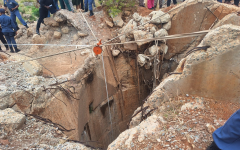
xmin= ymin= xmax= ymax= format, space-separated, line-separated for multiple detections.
xmin=36 ymin=0 xmax=56 ymax=35
xmin=4 ymin=0 xmax=29 ymax=29
xmin=206 ymin=109 xmax=240 ymax=150
xmin=0 ymin=8 xmax=20 ymax=53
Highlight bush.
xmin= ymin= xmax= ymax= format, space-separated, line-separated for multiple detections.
xmin=100 ymin=0 xmax=135 ymax=17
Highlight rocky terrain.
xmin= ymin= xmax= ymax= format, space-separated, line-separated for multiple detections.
xmin=0 ymin=0 xmax=240 ymax=149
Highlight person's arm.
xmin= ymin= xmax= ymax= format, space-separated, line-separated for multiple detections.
xmin=11 ymin=2 xmax=19 ymax=11
xmin=40 ymin=0 xmax=50 ymax=9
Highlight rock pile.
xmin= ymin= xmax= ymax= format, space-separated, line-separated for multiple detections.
xmin=119 ymin=10 xmax=171 ymax=70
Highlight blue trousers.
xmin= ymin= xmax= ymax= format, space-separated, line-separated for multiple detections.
xmin=3 ymin=32 xmax=17 ymax=48
xmin=217 ymin=0 xmax=222 ymax=2
xmin=85 ymin=0 xmax=93 ymax=11
xmin=11 ymin=10 xmax=27 ymax=26
xmin=48 ymin=0 xmax=59 ymax=17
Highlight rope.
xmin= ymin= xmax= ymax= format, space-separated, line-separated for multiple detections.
xmin=0 ymin=43 xmax=91 ymax=47
xmin=0 ymin=30 xmax=210 ymax=68
xmin=0 ymin=45 xmax=92 ymax=68
xmin=79 ymin=9 xmax=114 ymax=141
xmin=102 ymin=30 xmax=210 ymax=46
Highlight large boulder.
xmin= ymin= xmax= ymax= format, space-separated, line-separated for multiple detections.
xmin=166 ymin=0 xmax=240 ymax=59
xmin=44 ymin=17 xmax=59 ymax=27
xmin=0 ymin=108 xmax=26 ymax=129
xmin=213 ymin=13 xmax=240 ymax=29
xmin=149 ymin=10 xmax=170 ymax=24
xmin=32 ymin=34 xmax=46 ymax=48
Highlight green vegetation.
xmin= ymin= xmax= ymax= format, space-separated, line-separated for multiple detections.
xmin=100 ymin=0 xmax=135 ymax=17
xmin=17 ymin=0 xmax=39 ymax=23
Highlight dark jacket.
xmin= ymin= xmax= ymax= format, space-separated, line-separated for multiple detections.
xmin=0 ymin=14 xmax=17 ymax=32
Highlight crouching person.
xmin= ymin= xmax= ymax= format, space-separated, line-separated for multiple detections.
xmin=0 ymin=9 xmax=20 ymax=53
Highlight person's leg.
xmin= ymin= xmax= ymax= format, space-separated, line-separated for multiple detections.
xmin=59 ymin=0 xmax=66 ymax=9
xmin=68 ymin=0 xmax=75 ymax=11
xmin=10 ymin=12 xmax=18 ymax=29
xmin=0 ymin=32 xmax=8 ymax=50
xmin=9 ymin=32 xmax=19 ymax=52
xmin=85 ymin=0 xmax=88 ymax=12
xmin=47 ymin=11 xmax=50 ymax=17
xmin=63 ymin=0 xmax=72 ymax=11
xmin=89 ymin=0 xmax=94 ymax=16
xmin=139 ymin=0 xmax=144 ymax=6
xmin=55 ymin=0 xmax=60 ymax=10
xmin=159 ymin=0 xmax=163 ymax=8
xmin=234 ymin=0 xmax=239 ymax=6
xmin=173 ymin=0 xmax=177 ymax=4
xmin=80 ymin=0 xmax=84 ymax=10
xmin=93 ymin=0 xmax=96 ymax=7
xmin=15 ymin=10 xmax=28 ymax=27
xmin=3 ymin=32 xmax=14 ymax=53
xmin=167 ymin=0 xmax=171 ymax=6
xmin=36 ymin=8 xmax=47 ymax=34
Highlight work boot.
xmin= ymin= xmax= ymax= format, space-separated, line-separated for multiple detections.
xmin=90 ymin=10 xmax=94 ymax=16
xmin=25 ymin=25 xmax=29 ymax=28
xmin=10 ymin=47 xmax=15 ymax=53
xmin=85 ymin=8 xmax=88 ymax=12
xmin=36 ymin=29 xmax=40 ymax=35
xmin=15 ymin=47 xmax=21 ymax=53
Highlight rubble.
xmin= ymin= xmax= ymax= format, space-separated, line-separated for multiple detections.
xmin=0 ymin=108 xmax=26 ymax=130
xmin=53 ymin=31 xmax=62 ymax=39
xmin=112 ymin=13 xmax=124 ymax=27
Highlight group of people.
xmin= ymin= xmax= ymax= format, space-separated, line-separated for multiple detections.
xmin=0 ymin=0 xmax=96 ymax=53
xmin=141 ymin=0 xmax=239 ymax=9
xmin=37 ymin=0 xmax=95 ymax=35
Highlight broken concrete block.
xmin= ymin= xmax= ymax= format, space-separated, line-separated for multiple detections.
xmin=163 ymin=21 xmax=171 ymax=30
xmin=105 ymin=19 xmax=114 ymax=27
xmin=149 ymin=45 xmax=160 ymax=56
xmin=149 ymin=10 xmax=170 ymax=24
xmin=133 ymin=30 xmax=153 ymax=47
xmin=154 ymin=29 xmax=168 ymax=39
xmin=112 ymin=50 xmax=121 ymax=57
xmin=133 ymin=13 xmax=142 ymax=22
xmin=0 ymin=108 xmax=26 ymax=129
xmin=27 ymin=28 xmax=33 ymax=37
xmin=137 ymin=54 xmax=150 ymax=67
xmin=112 ymin=13 xmax=124 ymax=27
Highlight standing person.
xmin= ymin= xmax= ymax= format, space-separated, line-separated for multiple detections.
xmin=154 ymin=0 xmax=164 ymax=9
xmin=167 ymin=0 xmax=177 ymax=7
xmin=84 ymin=0 xmax=94 ymax=16
xmin=206 ymin=109 xmax=240 ymax=150
xmin=36 ymin=0 xmax=56 ymax=35
xmin=4 ymin=0 xmax=29 ymax=29
xmin=80 ymin=0 xmax=84 ymax=10
xmin=139 ymin=0 xmax=145 ymax=7
xmin=147 ymin=0 xmax=154 ymax=9
xmin=0 ymin=9 xmax=20 ymax=53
